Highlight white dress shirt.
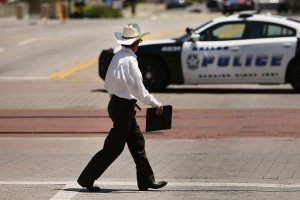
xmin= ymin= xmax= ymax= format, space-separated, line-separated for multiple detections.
xmin=104 ymin=47 xmax=160 ymax=107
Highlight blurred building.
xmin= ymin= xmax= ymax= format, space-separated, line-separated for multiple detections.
xmin=0 ymin=0 xmax=213 ymax=19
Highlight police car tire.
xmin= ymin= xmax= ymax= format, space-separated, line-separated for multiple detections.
xmin=139 ymin=57 xmax=168 ymax=92
xmin=290 ymin=65 xmax=300 ymax=92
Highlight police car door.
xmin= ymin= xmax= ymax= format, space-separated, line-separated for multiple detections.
xmin=181 ymin=21 xmax=247 ymax=84
xmin=241 ymin=21 xmax=296 ymax=83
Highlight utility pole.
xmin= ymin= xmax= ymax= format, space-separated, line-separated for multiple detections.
xmin=28 ymin=0 xmax=40 ymax=25
xmin=130 ymin=0 xmax=136 ymax=16
xmin=67 ymin=0 xmax=72 ymax=18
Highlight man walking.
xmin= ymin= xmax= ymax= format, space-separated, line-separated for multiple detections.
xmin=77 ymin=23 xmax=167 ymax=192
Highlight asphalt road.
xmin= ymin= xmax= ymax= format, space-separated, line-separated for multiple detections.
xmin=0 ymin=6 xmax=205 ymax=79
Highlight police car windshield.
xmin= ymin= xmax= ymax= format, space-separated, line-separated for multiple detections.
xmin=176 ymin=20 xmax=213 ymax=42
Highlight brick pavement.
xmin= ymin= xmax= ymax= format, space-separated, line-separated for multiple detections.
xmin=1 ymin=87 xmax=300 ymax=200
xmin=0 ymin=77 xmax=300 ymax=199
xmin=0 ymin=108 xmax=300 ymax=139
xmin=0 ymin=137 xmax=300 ymax=199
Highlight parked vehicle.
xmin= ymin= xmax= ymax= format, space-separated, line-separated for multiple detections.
xmin=165 ymin=0 xmax=187 ymax=9
xmin=256 ymin=0 xmax=280 ymax=11
xmin=256 ymin=0 xmax=300 ymax=13
xmin=99 ymin=12 xmax=300 ymax=92
xmin=276 ymin=0 xmax=300 ymax=14
xmin=222 ymin=0 xmax=255 ymax=14
xmin=206 ymin=0 xmax=222 ymax=11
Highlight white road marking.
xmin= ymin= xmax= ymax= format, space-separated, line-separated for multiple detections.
xmin=1 ymin=180 xmax=300 ymax=200
xmin=0 ymin=180 xmax=300 ymax=189
xmin=50 ymin=182 xmax=78 ymax=200
xmin=17 ymin=38 xmax=37 ymax=46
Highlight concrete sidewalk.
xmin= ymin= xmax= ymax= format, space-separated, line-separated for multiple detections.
xmin=0 ymin=136 xmax=300 ymax=199
xmin=0 ymin=80 xmax=298 ymax=110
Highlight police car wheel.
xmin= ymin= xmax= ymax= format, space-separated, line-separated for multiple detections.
xmin=139 ymin=57 xmax=168 ymax=92
xmin=290 ymin=66 xmax=300 ymax=92
xmin=287 ymin=61 xmax=300 ymax=92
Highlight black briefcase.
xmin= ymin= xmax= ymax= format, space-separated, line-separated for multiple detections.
xmin=146 ymin=105 xmax=172 ymax=132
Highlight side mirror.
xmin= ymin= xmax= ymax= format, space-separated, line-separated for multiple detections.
xmin=191 ymin=33 xmax=200 ymax=42
xmin=186 ymin=27 xmax=194 ymax=34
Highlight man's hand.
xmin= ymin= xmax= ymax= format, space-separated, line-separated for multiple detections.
xmin=156 ymin=103 xmax=163 ymax=115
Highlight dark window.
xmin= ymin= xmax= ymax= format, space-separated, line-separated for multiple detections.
xmin=245 ymin=21 xmax=296 ymax=39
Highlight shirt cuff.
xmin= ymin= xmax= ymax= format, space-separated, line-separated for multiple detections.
xmin=148 ymin=95 xmax=160 ymax=107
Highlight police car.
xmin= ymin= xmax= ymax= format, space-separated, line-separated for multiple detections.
xmin=99 ymin=12 xmax=300 ymax=92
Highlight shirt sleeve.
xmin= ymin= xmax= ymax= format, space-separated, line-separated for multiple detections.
xmin=121 ymin=58 xmax=160 ymax=107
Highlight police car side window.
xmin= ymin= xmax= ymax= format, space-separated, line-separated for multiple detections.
xmin=246 ymin=21 xmax=295 ymax=39
xmin=265 ymin=24 xmax=295 ymax=37
xmin=200 ymin=22 xmax=246 ymax=41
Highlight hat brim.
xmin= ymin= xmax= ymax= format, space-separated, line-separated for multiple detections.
xmin=115 ymin=32 xmax=150 ymax=45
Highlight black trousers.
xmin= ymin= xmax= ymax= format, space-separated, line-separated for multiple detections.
xmin=77 ymin=95 xmax=155 ymax=187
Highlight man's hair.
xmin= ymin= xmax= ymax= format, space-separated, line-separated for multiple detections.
xmin=121 ymin=39 xmax=140 ymax=48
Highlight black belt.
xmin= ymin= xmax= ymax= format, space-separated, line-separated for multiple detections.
xmin=111 ymin=95 xmax=141 ymax=110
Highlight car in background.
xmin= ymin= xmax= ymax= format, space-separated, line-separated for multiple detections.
xmin=70 ymin=0 xmax=85 ymax=18
xmin=99 ymin=12 xmax=300 ymax=92
xmin=165 ymin=0 xmax=188 ymax=9
xmin=256 ymin=0 xmax=280 ymax=11
xmin=276 ymin=0 xmax=300 ymax=14
xmin=256 ymin=0 xmax=300 ymax=13
xmin=222 ymin=0 xmax=255 ymax=14
xmin=206 ymin=0 xmax=222 ymax=11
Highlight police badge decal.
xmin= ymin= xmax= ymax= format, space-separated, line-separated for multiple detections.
xmin=186 ymin=54 xmax=199 ymax=70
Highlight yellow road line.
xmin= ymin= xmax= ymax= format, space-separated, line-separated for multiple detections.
xmin=49 ymin=29 xmax=182 ymax=81
xmin=49 ymin=57 xmax=98 ymax=80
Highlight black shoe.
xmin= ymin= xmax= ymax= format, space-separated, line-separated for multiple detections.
xmin=85 ymin=185 xmax=101 ymax=192
xmin=138 ymin=181 xmax=168 ymax=191
xmin=77 ymin=180 xmax=101 ymax=192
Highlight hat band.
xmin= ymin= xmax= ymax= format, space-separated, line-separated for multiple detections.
xmin=122 ymin=35 xmax=139 ymax=39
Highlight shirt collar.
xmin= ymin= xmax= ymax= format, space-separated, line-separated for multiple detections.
xmin=121 ymin=47 xmax=137 ymax=58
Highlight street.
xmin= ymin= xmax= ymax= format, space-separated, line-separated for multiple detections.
xmin=1 ymin=3 xmax=300 ymax=200
xmin=1 ymin=137 xmax=300 ymax=200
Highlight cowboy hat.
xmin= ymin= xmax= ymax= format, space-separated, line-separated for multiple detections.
xmin=115 ymin=23 xmax=150 ymax=45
